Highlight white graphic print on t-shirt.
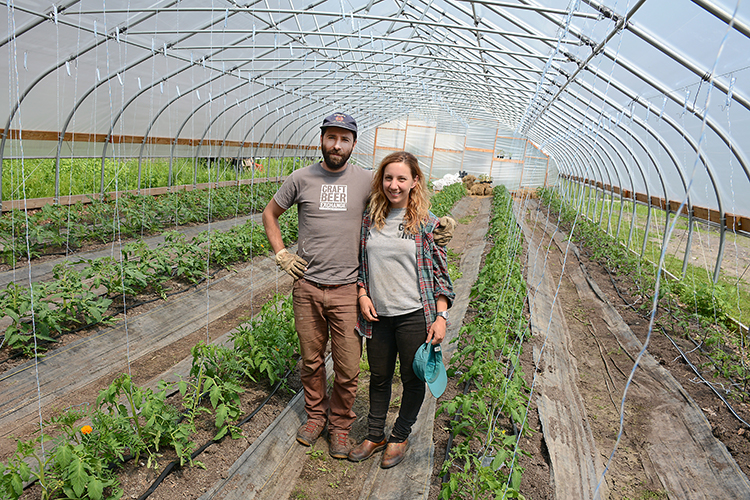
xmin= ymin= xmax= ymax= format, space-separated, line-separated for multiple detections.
xmin=319 ymin=184 xmax=347 ymax=211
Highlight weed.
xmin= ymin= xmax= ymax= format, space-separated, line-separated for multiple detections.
xmin=359 ymin=351 xmax=370 ymax=372
xmin=639 ymin=490 xmax=668 ymax=499
xmin=447 ymin=248 xmax=463 ymax=282
xmin=290 ymin=487 xmax=309 ymax=499
xmin=306 ymin=446 xmax=325 ymax=460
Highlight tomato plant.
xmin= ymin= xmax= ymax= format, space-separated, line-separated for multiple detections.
xmin=232 ymin=295 xmax=298 ymax=386
xmin=0 ymin=181 xmax=285 ymax=265
xmin=0 ymin=408 xmax=122 ymax=500
xmin=439 ymin=186 xmax=530 ymax=499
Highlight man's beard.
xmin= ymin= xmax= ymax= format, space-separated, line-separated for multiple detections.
xmin=321 ymin=144 xmax=351 ymax=170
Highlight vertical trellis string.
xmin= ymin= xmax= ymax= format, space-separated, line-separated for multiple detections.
xmin=7 ymin=0 xmax=46 ymax=458
xmin=594 ymin=2 xmax=742 ymax=496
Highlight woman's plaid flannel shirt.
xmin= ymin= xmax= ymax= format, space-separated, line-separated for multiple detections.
xmin=355 ymin=211 xmax=455 ymax=338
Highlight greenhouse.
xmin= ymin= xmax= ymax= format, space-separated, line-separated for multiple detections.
xmin=1 ymin=0 xmax=750 ymax=498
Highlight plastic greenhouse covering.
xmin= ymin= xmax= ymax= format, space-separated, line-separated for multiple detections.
xmin=1 ymin=0 xmax=746 ymax=213
xmin=2 ymin=0 xmax=750 ymax=497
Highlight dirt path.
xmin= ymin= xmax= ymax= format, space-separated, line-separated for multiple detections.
xmin=520 ymin=198 xmax=750 ymax=499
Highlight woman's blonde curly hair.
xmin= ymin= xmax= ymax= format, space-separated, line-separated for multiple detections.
xmin=368 ymin=151 xmax=430 ymax=234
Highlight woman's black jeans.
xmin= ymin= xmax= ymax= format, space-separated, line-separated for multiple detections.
xmin=365 ymin=308 xmax=427 ymax=443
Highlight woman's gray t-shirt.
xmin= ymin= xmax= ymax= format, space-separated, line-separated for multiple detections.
xmin=366 ymin=208 xmax=422 ymax=317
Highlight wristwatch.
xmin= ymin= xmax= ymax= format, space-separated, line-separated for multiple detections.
xmin=436 ymin=311 xmax=449 ymax=321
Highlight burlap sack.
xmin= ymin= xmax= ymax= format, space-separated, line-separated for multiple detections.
xmin=462 ymin=174 xmax=476 ymax=190
xmin=470 ymin=184 xmax=485 ymax=195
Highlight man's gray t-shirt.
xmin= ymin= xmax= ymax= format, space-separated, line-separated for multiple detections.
xmin=274 ymin=162 xmax=373 ymax=285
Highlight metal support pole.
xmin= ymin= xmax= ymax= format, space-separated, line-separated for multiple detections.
xmin=715 ymin=217 xmax=727 ymax=283
xmin=641 ymin=199 xmax=652 ymax=259
xmin=682 ymin=210 xmax=694 ymax=278
xmin=615 ymin=190 xmax=625 ymax=243
xmin=627 ymin=197 xmax=637 ymax=251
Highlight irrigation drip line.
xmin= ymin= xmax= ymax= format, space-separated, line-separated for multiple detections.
xmin=586 ymin=224 xmax=750 ymax=420
xmin=441 ymin=192 xmax=529 ymax=487
xmin=440 ymin=373 xmax=522 ymax=485
xmin=604 ymin=264 xmax=642 ymax=310
xmin=681 ymin=327 xmax=749 ymax=397
xmin=136 ymin=367 xmax=293 ymax=500
xmin=659 ymin=325 xmax=750 ymax=429
xmin=606 ymin=257 xmax=750 ymax=400
xmin=16 ymin=363 xmax=293 ymax=498
xmin=121 ymin=266 xmax=222 ymax=306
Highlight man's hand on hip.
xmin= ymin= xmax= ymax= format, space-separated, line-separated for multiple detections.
xmin=275 ymin=248 xmax=308 ymax=279
xmin=434 ymin=216 xmax=456 ymax=246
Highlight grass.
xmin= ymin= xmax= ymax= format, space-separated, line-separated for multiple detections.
xmin=359 ymin=351 xmax=370 ymax=372
xmin=305 ymin=446 xmax=325 ymax=460
xmin=2 ymin=156 xmax=305 ymax=201
xmin=636 ymin=490 xmax=668 ymax=499
xmin=458 ymin=214 xmax=476 ymax=224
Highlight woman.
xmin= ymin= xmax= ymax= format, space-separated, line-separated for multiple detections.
xmin=349 ymin=151 xmax=454 ymax=468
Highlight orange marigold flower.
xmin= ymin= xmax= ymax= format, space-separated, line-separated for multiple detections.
xmin=81 ymin=425 xmax=93 ymax=435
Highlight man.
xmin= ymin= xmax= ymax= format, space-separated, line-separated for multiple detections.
xmin=262 ymin=112 xmax=455 ymax=459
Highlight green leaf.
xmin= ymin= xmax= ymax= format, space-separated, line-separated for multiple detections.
xmin=18 ymin=461 xmax=31 ymax=481
xmin=88 ymin=478 xmax=104 ymax=500
xmin=491 ymin=449 xmax=508 ymax=471
xmin=215 ymin=403 xmax=227 ymax=428
xmin=68 ymin=456 xmax=89 ymax=497
xmin=209 ymin=383 xmax=221 ymax=409
xmin=476 ymin=399 xmax=488 ymax=416
xmin=204 ymin=376 xmax=215 ymax=391
xmin=11 ymin=474 xmax=23 ymax=496
xmin=214 ymin=425 xmax=228 ymax=441
xmin=511 ymin=467 xmax=522 ymax=490
xmin=56 ymin=443 xmax=73 ymax=467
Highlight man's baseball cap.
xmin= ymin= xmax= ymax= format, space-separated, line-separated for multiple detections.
xmin=320 ymin=112 xmax=357 ymax=137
